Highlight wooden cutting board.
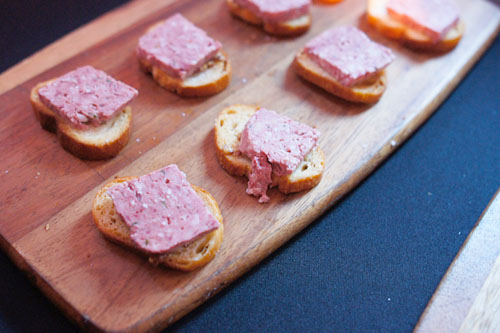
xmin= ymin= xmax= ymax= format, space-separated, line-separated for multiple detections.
xmin=1 ymin=0 xmax=499 ymax=331
xmin=416 ymin=188 xmax=500 ymax=332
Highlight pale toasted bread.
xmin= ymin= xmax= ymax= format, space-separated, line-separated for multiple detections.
xmin=314 ymin=0 xmax=343 ymax=3
xmin=140 ymin=51 xmax=231 ymax=97
xmin=227 ymin=0 xmax=311 ymax=36
xmin=367 ymin=0 xmax=464 ymax=52
xmin=214 ymin=104 xmax=324 ymax=195
xmin=30 ymin=81 xmax=132 ymax=160
xmin=92 ymin=177 xmax=224 ymax=271
xmin=294 ymin=50 xmax=388 ymax=104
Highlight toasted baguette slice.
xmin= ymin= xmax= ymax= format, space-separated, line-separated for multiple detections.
xmin=140 ymin=51 xmax=231 ymax=97
xmin=227 ymin=0 xmax=311 ymax=36
xmin=214 ymin=104 xmax=325 ymax=195
xmin=294 ymin=50 xmax=387 ymax=104
xmin=314 ymin=0 xmax=344 ymax=3
xmin=367 ymin=0 xmax=465 ymax=52
xmin=30 ymin=80 xmax=58 ymax=132
xmin=92 ymin=177 xmax=224 ymax=271
xmin=30 ymin=81 xmax=131 ymax=160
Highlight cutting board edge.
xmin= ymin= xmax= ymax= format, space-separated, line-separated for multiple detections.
xmin=414 ymin=186 xmax=500 ymax=332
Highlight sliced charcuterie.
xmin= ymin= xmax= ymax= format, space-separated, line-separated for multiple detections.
xmin=93 ymin=165 xmax=224 ymax=271
xmin=215 ymin=105 xmax=324 ymax=203
xmin=227 ymin=0 xmax=312 ymax=36
xmin=367 ymin=0 xmax=465 ymax=52
xmin=30 ymin=66 xmax=138 ymax=159
xmin=294 ymin=26 xmax=394 ymax=103
xmin=137 ymin=13 xmax=231 ymax=97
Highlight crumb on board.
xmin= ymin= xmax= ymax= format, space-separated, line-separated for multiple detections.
xmin=136 ymin=138 xmax=141 ymax=143
xmin=45 ymin=224 xmax=50 ymax=231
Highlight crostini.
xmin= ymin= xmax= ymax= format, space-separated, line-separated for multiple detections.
xmin=137 ymin=13 xmax=231 ymax=97
xmin=93 ymin=165 xmax=224 ymax=271
xmin=30 ymin=65 xmax=137 ymax=159
xmin=294 ymin=26 xmax=395 ymax=103
xmin=227 ymin=0 xmax=312 ymax=36
xmin=367 ymin=0 xmax=465 ymax=52
xmin=215 ymin=105 xmax=325 ymax=203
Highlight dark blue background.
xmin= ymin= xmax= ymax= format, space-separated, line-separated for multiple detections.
xmin=1 ymin=1 xmax=499 ymax=331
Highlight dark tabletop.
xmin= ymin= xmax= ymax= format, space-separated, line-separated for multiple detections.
xmin=1 ymin=1 xmax=499 ymax=332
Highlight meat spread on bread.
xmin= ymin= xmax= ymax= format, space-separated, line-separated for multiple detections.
xmin=233 ymin=0 xmax=310 ymax=23
xmin=227 ymin=0 xmax=312 ymax=36
xmin=93 ymin=165 xmax=224 ymax=271
xmin=215 ymin=105 xmax=324 ymax=203
xmin=385 ymin=0 xmax=460 ymax=43
xmin=367 ymin=0 xmax=464 ymax=52
xmin=315 ymin=0 xmax=344 ymax=3
xmin=137 ymin=13 xmax=231 ymax=96
xmin=38 ymin=66 xmax=137 ymax=129
xmin=294 ymin=26 xmax=395 ymax=103
xmin=30 ymin=66 xmax=137 ymax=159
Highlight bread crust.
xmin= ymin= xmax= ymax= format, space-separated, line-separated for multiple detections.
xmin=293 ymin=50 xmax=387 ymax=104
xmin=56 ymin=109 xmax=131 ymax=160
xmin=366 ymin=0 xmax=465 ymax=52
xmin=214 ymin=104 xmax=325 ymax=196
xmin=314 ymin=0 xmax=344 ymax=3
xmin=30 ymin=80 xmax=132 ymax=160
xmin=30 ymin=80 xmax=58 ymax=132
xmin=226 ymin=0 xmax=311 ymax=36
xmin=140 ymin=49 xmax=231 ymax=97
xmin=92 ymin=177 xmax=224 ymax=271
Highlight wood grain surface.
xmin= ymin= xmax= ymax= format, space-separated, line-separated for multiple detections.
xmin=460 ymin=239 xmax=500 ymax=332
xmin=1 ymin=0 xmax=499 ymax=331
xmin=416 ymin=188 xmax=500 ymax=333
